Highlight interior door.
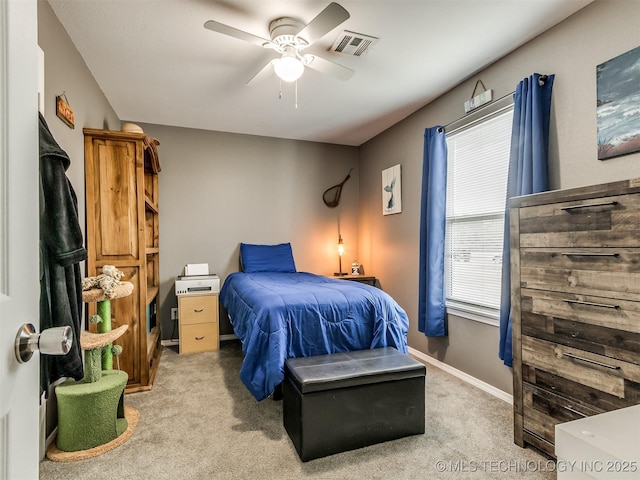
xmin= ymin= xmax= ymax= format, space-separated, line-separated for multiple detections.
xmin=0 ymin=0 xmax=41 ymax=479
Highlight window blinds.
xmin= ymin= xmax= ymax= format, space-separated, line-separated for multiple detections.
xmin=445 ymin=107 xmax=513 ymax=320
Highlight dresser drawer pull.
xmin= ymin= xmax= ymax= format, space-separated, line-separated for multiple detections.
xmin=561 ymin=252 xmax=619 ymax=257
xmin=194 ymin=308 xmax=204 ymax=313
xmin=561 ymin=201 xmax=618 ymax=211
xmin=562 ymin=299 xmax=619 ymax=309
xmin=563 ymin=352 xmax=620 ymax=370
xmin=563 ymin=405 xmax=588 ymax=418
xmin=195 ymin=336 xmax=205 ymax=340
xmin=525 ymin=430 xmax=550 ymax=444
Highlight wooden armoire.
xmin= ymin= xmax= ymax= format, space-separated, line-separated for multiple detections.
xmin=84 ymin=128 xmax=162 ymax=393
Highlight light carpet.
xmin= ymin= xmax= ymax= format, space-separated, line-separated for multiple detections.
xmin=40 ymin=340 xmax=556 ymax=480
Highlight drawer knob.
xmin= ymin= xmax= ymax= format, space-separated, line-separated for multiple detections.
xmin=195 ymin=336 xmax=205 ymax=340
xmin=194 ymin=309 xmax=204 ymax=313
xmin=563 ymin=352 xmax=620 ymax=370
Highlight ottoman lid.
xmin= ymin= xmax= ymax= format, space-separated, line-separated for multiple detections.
xmin=284 ymin=347 xmax=426 ymax=394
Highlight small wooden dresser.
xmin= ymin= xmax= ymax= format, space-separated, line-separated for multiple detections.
xmin=510 ymin=178 xmax=640 ymax=457
xmin=178 ymin=293 xmax=219 ymax=354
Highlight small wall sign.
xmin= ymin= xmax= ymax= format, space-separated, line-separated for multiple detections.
xmin=56 ymin=94 xmax=75 ymax=129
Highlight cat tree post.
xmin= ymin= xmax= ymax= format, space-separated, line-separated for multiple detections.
xmin=47 ymin=280 xmax=139 ymax=461
xmin=97 ymin=299 xmax=113 ymax=369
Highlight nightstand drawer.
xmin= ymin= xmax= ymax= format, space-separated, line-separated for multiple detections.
xmin=179 ymin=294 xmax=218 ymax=325
xmin=180 ymin=323 xmax=218 ymax=354
xmin=518 ymin=193 xmax=640 ymax=248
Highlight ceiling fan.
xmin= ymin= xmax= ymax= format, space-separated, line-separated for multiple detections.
xmin=204 ymin=2 xmax=355 ymax=85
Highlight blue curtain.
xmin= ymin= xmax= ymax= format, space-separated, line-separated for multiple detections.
xmin=498 ymin=73 xmax=554 ymax=366
xmin=418 ymin=126 xmax=448 ymax=336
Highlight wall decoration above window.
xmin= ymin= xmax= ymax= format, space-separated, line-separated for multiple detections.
xmin=597 ymin=45 xmax=640 ymax=160
xmin=382 ymin=164 xmax=401 ymax=215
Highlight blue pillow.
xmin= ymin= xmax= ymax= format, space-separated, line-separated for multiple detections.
xmin=240 ymin=243 xmax=297 ymax=273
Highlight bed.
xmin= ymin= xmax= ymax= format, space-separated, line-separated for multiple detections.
xmin=220 ymin=243 xmax=409 ymax=401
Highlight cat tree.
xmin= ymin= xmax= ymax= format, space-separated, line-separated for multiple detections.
xmin=47 ymin=269 xmax=139 ymax=461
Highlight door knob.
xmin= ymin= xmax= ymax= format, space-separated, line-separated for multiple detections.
xmin=15 ymin=323 xmax=73 ymax=363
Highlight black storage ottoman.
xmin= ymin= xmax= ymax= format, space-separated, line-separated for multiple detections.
xmin=283 ymin=347 xmax=426 ymax=462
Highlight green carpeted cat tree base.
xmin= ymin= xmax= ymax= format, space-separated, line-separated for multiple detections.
xmin=47 ymin=278 xmax=139 ymax=462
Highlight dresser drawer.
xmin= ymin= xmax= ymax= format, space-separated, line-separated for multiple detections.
xmin=522 ymin=335 xmax=640 ymax=402
xmin=522 ymin=382 xmax=601 ymax=456
xmin=521 ymin=287 xmax=640 ymax=336
xmin=179 ymin=294 xmax=218 ymax=326
xmin=518 ymin=193 xmax=640 ymax=248
xmin=523 ymin=368 xmax=640 ymax=413
xmin=180 ymin=323 xmax=218 ymax=354
xmin=519 ymin=248 xmax=640 ymax=301
xmin=520 ymin=288 xmax=640 ymax=364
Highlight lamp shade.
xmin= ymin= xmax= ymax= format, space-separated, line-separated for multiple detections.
xmin=274 ymin=51 xmax=304 ymax=82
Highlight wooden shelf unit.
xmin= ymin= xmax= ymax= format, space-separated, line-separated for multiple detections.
xmin=84 ymin=128 xmax=162 ymax=393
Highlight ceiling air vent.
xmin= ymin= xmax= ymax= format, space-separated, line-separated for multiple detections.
xmin=330 ymin=30 xmax=378 ymax=56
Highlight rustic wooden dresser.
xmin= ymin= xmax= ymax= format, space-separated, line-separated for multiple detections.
xmin=510 ymin=178 xmax=640 ymax=457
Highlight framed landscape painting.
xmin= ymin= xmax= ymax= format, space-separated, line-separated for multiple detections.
xmin=597 ymin=45 xmax=640 ymax=160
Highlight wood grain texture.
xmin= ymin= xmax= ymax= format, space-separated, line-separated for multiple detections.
xmin=84 ymin=129 xmax=162 ymax=392
xmin=511 ymin=180 xmax=640 ymax=458
xmin=178 ymin=294 xmax=219 ymax=354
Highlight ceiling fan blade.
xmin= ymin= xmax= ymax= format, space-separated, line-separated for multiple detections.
xmin=296 ymin=2 xmax=350 ymax=44
xmin=246 ymin=59 xmax=277 ymax=86
xmin=204 ymin=20 xmax=271 ymax=48
xmin=305 ymin=55 xmax=354 ymax=81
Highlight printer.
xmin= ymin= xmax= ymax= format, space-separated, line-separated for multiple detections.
xmin=175 ymin=275 xmax=220 ymax=296
xmin=175 ymin=263 xmax=220 ymax=296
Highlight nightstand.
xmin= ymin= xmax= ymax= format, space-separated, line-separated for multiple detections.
xmin=178 ymin=293 xmax=219 ymax=354
xmin=337 ymin=275 xmax=377 ymax=287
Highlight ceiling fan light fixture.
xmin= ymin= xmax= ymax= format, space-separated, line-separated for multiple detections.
xmin=274 ymin=50 xmax=304 ymax=82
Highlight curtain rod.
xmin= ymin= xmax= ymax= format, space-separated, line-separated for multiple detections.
xmin=441 ymin=74 xmax=549 ymax=135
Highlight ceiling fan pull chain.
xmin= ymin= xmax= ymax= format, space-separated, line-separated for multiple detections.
xmin=295 ymin=80 xmax=298 ymax=109
xmin=279 ymin=78 xmax=283 ymax=100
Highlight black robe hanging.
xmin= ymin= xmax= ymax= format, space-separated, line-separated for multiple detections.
xmin=39 ymin=113 xmax=86 ymax=394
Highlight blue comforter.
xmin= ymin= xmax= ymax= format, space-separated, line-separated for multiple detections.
xmin=220 ymin=272 xmax=409 ymax=401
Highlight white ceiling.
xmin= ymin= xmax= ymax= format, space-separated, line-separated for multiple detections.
xmin=48 ymin=0 xmax=593 ymax=146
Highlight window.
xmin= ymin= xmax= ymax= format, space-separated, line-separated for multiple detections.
xmin=444 ymin=102 xmax=513 ymax=325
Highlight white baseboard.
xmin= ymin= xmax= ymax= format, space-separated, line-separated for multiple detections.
xmin=408 ymin=347 xmax=513 ymax=404
xmin=220 ymin=334 xmax=238 ymax=341
xmin=46 ymin=427 xmax=57 ymax=451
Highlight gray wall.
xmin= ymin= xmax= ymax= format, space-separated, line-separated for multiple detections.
xmin=38 ymin=0 xmax=120 ymax=244
xmin=357 ymin=0 xmax=640 ymax=394
xmin=134 ymin=123 xmax=359 ymax=337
